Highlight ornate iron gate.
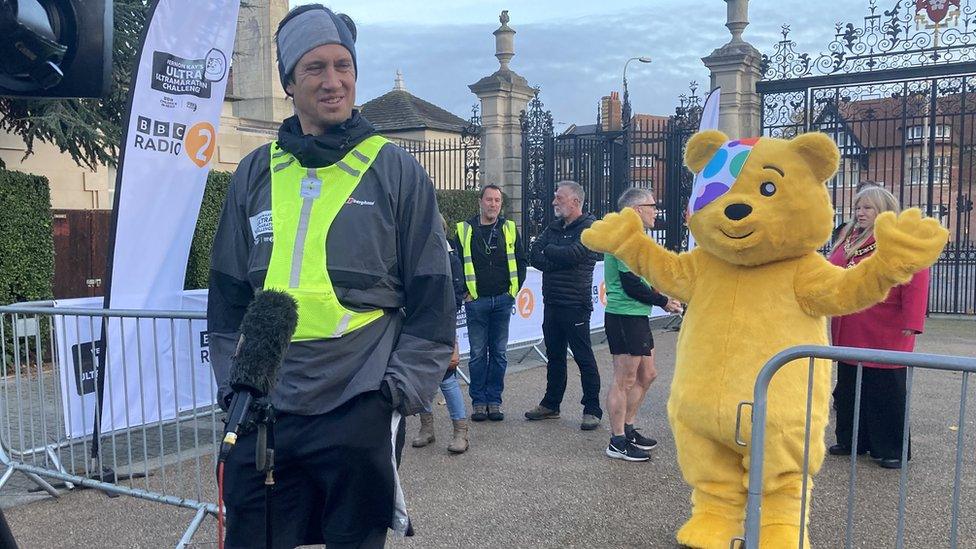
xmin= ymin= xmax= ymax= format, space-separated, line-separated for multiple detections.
xmin=520 ymin=87 xmax=702 ymax=250
xmin=519 ymin=91 xmax=555 ymax=244
xmin=759 ymin=0 xmax=976 ymax=314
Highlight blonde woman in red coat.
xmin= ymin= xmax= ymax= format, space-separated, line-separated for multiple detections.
xmin=827 ymin=185 xmax=931 ymax=470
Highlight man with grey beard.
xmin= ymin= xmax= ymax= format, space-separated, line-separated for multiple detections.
xmin=524 ymin=180 xmax=603 ymax=430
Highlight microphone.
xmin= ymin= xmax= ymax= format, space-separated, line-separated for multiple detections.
xmin=218 ymin=289 xmax=298 ymax=462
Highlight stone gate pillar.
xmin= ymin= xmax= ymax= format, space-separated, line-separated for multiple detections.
xmin=701 ymin=0 xmax=763 ymax=137
xmin=232 ymin=0 xmax=293 ymax=123
xmin=469 ymin=10 xmax=536 ymax=225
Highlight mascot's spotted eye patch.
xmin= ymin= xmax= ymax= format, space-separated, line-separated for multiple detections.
xmin=690 ymin=137 xmax=761 ymax=214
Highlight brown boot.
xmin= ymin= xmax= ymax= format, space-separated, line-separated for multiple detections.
xmin=447 ymin=419 xmax=469 ymax=454
xmin=412 ymin=413 xmax=435 ymax=447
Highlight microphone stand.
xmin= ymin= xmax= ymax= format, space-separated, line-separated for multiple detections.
xmin=253 ymin=401 xmax=276 ymax=549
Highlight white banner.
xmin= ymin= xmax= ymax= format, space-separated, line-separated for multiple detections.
xmin=95 ymin=0 xmax=239 ymax=437
xmin=55 ymin=266 xmax=669 ymax=436
xmin=55 ymin=292 xmax=214 ymax=439
xmin=456 ymin=262 xmax=668 ymax=354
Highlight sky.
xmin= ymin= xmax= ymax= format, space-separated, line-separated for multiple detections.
xmin=288 ymin=0 xmax=900 ymax=129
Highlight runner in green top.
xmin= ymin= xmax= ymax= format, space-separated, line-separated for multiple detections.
xmin=602 ymin=188 xmax=683 ymax=462
xmin=604 ymin=253 xmax=657 ymax=316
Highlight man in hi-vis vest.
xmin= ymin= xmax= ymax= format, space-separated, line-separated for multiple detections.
xmin=207 ymin=5 xmax=454 ymax=548
xmin=453 ymin=185 xmax=526 ymax=422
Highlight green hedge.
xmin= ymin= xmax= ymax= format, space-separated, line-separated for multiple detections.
xmin=437 ymin=188 xmax=513 ymax=238
xmin=436 ymin=189 xmax=480 ymax=238
xmin=0 ymin=170 xmax=53 ymax=306
xmin=183 ymin=184 xmax=498 ymax=289
xmin=185 ymin=171 xmax=232 ymax=290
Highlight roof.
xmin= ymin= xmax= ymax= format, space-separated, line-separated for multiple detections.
xmin=561 ymin=113 xmax=672 ymax=137
xmin=560 ymin=123 xmax=600 ymax=136
xmin=359 ymin=89 xmax=470 ymax=133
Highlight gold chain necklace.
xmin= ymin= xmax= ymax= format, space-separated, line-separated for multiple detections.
xmin=846 ymin=241 xmax=876 ymax=268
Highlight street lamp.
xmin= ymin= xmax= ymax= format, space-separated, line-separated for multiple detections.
xmin=621 ymin=56 xmax=651 ymax=191
xmin=622 ymin=56 xmax=652 ymax=129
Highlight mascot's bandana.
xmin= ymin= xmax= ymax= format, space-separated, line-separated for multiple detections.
xmin=688 ymin=137 xmax=761 ymax=215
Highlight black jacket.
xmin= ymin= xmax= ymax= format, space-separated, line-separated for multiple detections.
xmin=207 ymin=111 xmax=454 ymax=416
xmin=529 ymin=213 xmax=601 ymax=310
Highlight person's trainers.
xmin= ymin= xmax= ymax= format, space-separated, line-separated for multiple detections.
xmin=524 ymin=405 xmax=559 ymax=420
xmin=625 ymin=427 xmax=657 ymax=451
xmin=580 ymin=414 xmax=601 ymax=431
xmin=487 ymin=404 xmax=504 ymax=421
xmin=471 ymin=404 xmax=488 ymax=422
xmin=606 ymin=436 xmax=650 ymax=462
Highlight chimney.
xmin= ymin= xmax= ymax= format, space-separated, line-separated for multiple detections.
xmin=600 ymin=91 xmax=622 ymax=131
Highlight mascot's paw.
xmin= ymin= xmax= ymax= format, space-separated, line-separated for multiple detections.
xmin=873 ymin=208 xmax=949 ymax=276
xmin=676 ymin=512 xmax=743 ymax=549
xmin=759 ymin=524 xmax=809 ymax=549
xmin=581 ymin=208 xmax=644 ymax=255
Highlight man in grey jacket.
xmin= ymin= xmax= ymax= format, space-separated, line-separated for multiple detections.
xmin=207 ymin=5 xmax=454 ymax=548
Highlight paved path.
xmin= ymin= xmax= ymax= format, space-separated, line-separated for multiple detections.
xmin=3 ymin=318 xmax=975 ymax=548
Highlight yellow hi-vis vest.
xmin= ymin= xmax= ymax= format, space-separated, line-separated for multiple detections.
xmin=264 ymin=135 xmax=388 ymax=341
xmin=456 ymin=219 xmax=518 ymax=300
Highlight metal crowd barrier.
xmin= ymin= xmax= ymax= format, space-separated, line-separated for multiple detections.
xmin=1 ymin=299 xmax=679 ymax=547
xmin=733 ymin=345 xmax=976 ymax=549
xmin=0 ymin=302 xmax=217 ymax=548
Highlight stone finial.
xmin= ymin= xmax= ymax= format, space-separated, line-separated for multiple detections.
xmin=726 ymin=0 xmax=749 ymax=44
xmin=494 ymin=10 xmax=515 ymax=71
xmin=394 ymin=69 xmax=405 ymax=91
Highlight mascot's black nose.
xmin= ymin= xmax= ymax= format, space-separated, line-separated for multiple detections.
xmin=724 ymin=203 xmax=752 ymax=221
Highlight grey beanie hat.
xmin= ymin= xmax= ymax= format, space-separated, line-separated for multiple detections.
xmin=275 ymin=4 xmax=357 ymax=93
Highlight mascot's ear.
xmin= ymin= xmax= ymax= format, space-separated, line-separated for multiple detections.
xmin=790 ymin=132 xmax=840 ymax=183
xmin=684 ymin=130 xmax=729 ymax=173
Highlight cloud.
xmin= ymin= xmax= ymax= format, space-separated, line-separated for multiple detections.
xmin=349 ymin=1 xmax=876 ymax=126
xmin=355 ymin=5 xmax=721 ymax=125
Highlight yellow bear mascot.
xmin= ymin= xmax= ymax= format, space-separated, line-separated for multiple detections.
xmin=582 ymin=130 xmax=948 ymax=548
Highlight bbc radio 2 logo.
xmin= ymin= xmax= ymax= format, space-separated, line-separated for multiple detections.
xmin=515 ymin=288 xmax=535 ymax=319
xmin=592 ymin=282 xmax=607 ymax=306
xmin=134 ymin=116 xmax=216 ymax=167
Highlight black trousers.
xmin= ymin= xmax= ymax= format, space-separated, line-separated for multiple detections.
xmin=832 ymin=362 xmax=911 ymax=460
xmin=0 ymin=509 xmax=17 ymax=549
xmin=221 ymin=391 xmax=406 ymax=549
xmin=540 ymin=304 xmax=602 ymax=417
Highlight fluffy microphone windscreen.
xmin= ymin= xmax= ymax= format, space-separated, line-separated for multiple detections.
xmin=229 ymin=289 xmax=298 ymax=396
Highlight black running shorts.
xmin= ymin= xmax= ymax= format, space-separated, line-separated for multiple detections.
xmin=221 ymin=390 xmax=407 ymax=548
xmin=604 ymin=312 xmax=654 ymax=356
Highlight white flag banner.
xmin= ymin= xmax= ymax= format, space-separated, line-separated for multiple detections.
xmin=93 ymin=0 xmax=239 ymax=436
